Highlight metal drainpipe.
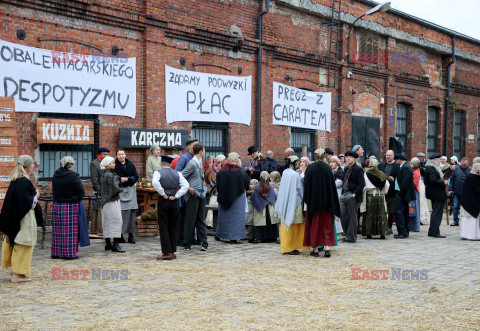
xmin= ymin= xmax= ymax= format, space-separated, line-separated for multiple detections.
xmin=256 ymin=0 xmax=270 ymax=150
xmin=444 ymin=34 xmax=455 ymax=156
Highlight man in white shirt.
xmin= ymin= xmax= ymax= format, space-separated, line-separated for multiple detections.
xmin=152 ymin=155 xmax=189 ymax=260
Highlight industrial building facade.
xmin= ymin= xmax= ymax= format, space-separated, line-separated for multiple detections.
xmin=1 ymin=0 xmax=480 ymax=193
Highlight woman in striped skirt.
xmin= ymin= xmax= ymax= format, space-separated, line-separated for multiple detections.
xmin=51 ymin=156 xmax=90 ymax=259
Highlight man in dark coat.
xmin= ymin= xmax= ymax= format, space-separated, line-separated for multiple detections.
xmin=378 ymin=149 xmax=400 ymax=234
xmin=340 ymin=151 xmax=365 ymax=243
xmin=424 ymin=153 xmax=448 ymax=238
xmin=246 ymin=145 xmax=269 ymax=179
xmin=265 ymin=150 xmax=279 ymax=172
xmin=89 ymin=147 xmax=110 ymax=235
xmin=393 ymin=154 xmax=416 ymax=239
xmin=448 ymin=157 xmax=472 ymax=226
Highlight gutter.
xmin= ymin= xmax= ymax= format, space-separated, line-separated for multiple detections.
xmin=444 ymin=35 xmax=456 ymax=156
xmin=256 ymin=0 xmax=270 ymax=150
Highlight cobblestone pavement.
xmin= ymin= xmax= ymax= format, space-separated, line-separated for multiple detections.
xmin=1 ymin=220 xmax=479 ymax=329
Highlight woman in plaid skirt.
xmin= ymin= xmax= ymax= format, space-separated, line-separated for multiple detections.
xmin=51 ymin=156 xmax=90 ymax=259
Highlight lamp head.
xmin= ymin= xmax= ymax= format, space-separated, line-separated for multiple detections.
xmin=366 ymin=1 xmax=391 ymax=15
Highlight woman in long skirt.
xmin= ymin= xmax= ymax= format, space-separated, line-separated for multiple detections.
xmin=0 ymin=155 xmax=39 ymax=282
xmin=361 ymin=159 xmax=390 ymax=239
xmin=250 ymin=171 xmax=278 ymax=243
xmin=51 ymin=156 xmax=90 ymax=259
xmin=100 ymin=156 xmax=125 ymax=253
xmin=459 ymin=163 xmax=480 ymax=240
xmin=114 ymin=149 xmax=139 ymax=244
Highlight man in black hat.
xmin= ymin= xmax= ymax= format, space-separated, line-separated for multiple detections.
xmin=340 ymin=151 xmax=365 ymax=243
xmin=423 ymin=153 xmax=448 ymax=238
xmin=175 ymin=138 xmax=198 ymax=245
xmin=393 ymin=154 xmax=416 ymax=239
xmin=152 ymin=155 xmax=190 ymax=260
xmin=325 ymin=148 xmax=334 ymax=161
xmin=89 ymin=147 xmax=110 ymax=235
xmin=379 ymin=149 xmax=400 ymax=234
xmin=246 ymin=145 xmax=268 ymax=180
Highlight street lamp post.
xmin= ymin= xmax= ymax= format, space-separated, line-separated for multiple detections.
xmin=346 ymin=1 xmax=391 ymax=39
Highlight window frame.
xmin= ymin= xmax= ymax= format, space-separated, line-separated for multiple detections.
xmin=395 ymin=103 xmax=409 ymax=155
xmin=290 ymin=128 xmax=316 ymax=160
xmin=453 ymin=110 xmax=466 ymax=158
xmin=191 ymin=122 xmax=229 ymax=159
xmin=37 ymin=113 xmax=98 ymax=181
xmin=427 ymin=107 xmax=439 ymax=154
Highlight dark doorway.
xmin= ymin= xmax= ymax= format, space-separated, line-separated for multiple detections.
xmin=352 ymin=116 xmax=381 ymax=162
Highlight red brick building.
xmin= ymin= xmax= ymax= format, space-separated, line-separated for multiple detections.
xmin=1 ymin=0 xmax=480 ymax=192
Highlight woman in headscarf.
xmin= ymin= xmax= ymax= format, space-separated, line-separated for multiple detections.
xmin=275 ymin=156 xmax=309 ymax=255
xmin=204 ymin=170 xmax=217 ymax=228
xmin=329 ymin=155 xmax=344 ymax=239
xmin=100 ymin=156 xmax=125 ymax=252
xmin=297 ymin=156 xmax=311 ymax=178
xmin=51 ymin=156 xmax=90 ymax=260
xmin=146 ymin=144 xmax=162 ymax=182
xmin=361 ymin=158 xmax=390 ymax=239
xmin=0 ymin=155 xmax=40 ymax=282
xmin=250 ymin=171 xmax=278 ymax=243
xmin=459 ymin=163 xmax=480 ymax=240
xmin=114 ymin=149 xmax=139 ymax=244
xmin=269 ymin=171 xmax=281 ymax=193
xmin=409 ymin=158 xmax=422 ymax=232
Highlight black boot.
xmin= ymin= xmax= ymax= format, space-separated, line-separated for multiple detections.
xmin=111 ymin=238 xmax=126 ymax=253
xmin=118 ymin=235 xmax=126 ymax=243
xmin=105 ymin=238 xmax=113 ymax=251
xmin=128 ymin=233 xmax=136 ymax=244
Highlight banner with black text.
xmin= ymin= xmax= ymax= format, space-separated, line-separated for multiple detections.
xmin=0 ymin=39 xmax=136 ymax=118
xmin=272 ymin=82 xmax=332 ymax=132
xmin=165 ymin=65 xmax=251 ymax=125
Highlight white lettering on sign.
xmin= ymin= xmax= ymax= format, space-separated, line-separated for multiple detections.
xmin=0 ymin=113 xmax=11 ymax=121
xmin=0 ymin=38 xmax=136 ymax=118
xmin=42 ymin=122 xmax=90 ymax=142
xmin=130 ymin=131 xmax=182 ymax=147
xmin=0 ymin=138 xmax=11 ymax=145
xmin=0 ymin=156 xmax=14 ymax=162
xmin=272 ymin=82 xmax=332 ymax=132
xmin=165 ymin=65 xmax=252 ymax=125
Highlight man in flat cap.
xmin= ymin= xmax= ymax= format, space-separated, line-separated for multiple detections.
xmin=325 ymin=148 xmax=334 ymax=162
xmin=216 ymin=152 xmax=250 ymax=244
xmin=416 ymin=152 xmax=426 ymax=167
xmin=213 ymin=154 xmax=226 ymax=173
xmin=423 ymin=153 xmax=448 ymax=238
xmin=352 ymin=145 xmax=364 ymax=167
xmin=90 ymin=147 xmax=110 ymax=235
xmin=152 ymin=155 xmax=189 ymax=260
xmin=340 ymin=151 xmax=365 ymax=243
xmin=393 ymin=154 xmax=416 ymax=239
xmin=174 ymin=138 xmax=198 ymax=245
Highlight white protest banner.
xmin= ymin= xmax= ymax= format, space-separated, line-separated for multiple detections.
xmin=0 ymin=39 xmax=136 ymax=118
xmin=272 ymin=82 xmax=332 ymax=132
xmin=165 ymin=65 xmax=251 ymax=125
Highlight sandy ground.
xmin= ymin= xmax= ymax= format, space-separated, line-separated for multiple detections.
xmin=1 ymin=221 xmax=479 ymax=329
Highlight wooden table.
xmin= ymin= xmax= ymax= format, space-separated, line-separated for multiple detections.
xmin=136 ymin=187 xmax=158 ymax=215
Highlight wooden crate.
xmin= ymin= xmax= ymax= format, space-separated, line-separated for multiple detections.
xmin=136 ymin=217 xmax=158 ymax=237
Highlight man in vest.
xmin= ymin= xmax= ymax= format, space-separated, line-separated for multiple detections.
xmin=152 ymin=155 xmax=189 ymax=260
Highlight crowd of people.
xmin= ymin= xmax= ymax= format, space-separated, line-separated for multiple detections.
xmin=1 ymin=139 xmax=480 ymax=282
